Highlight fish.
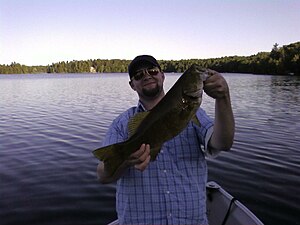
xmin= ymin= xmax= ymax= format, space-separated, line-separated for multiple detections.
xmin=93 ymin=64 xmax=209 ymax=177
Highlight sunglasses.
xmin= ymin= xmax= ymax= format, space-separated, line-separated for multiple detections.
xmin=132 ymin=67 xmax=160 ymax=81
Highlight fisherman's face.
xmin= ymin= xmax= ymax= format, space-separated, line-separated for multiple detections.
xmin=130 ymin=65 xmax=165 ymax=98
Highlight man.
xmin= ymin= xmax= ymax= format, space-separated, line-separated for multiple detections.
xmin=97 ymin=55 xmax=235 ymax=225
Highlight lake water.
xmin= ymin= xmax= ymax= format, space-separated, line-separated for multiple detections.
xmin=0 ymin=73 xmax=299 ymax=225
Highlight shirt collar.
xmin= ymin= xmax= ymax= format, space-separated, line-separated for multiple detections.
xmin=137 ymin=101 xmax=146 ymax=112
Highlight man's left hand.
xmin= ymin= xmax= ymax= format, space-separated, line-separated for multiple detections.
xmin=204 ymin=69 xmax=230 ymax=99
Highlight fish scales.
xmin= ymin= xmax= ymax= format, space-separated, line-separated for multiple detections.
xmin=93 ymin=64 xmax=209 ymax=177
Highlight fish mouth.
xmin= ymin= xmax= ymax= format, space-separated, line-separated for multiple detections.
xmin=183 ymin=89 xmax=202 ymax=98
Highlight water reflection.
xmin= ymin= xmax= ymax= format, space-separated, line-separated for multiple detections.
xmin=0 ymin=73 xmax=299 ymax=225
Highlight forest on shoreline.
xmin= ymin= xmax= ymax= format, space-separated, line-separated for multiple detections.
xmin=1 ymin=42 xmax=299 ymax=76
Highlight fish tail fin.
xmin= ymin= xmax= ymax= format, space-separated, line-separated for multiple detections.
xmin=93 ymin=143 xmax=125 ymax=177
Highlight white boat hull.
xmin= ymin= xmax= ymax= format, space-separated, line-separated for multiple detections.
xmin=206 ymin=181 xmax=263 ymax=225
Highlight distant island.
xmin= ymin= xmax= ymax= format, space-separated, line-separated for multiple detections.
xmin=1 ymin=42 xmax=299 ymax=76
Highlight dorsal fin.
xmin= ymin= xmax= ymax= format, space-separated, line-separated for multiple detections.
xmin=128 ymin=111 xmax=150 ymax=137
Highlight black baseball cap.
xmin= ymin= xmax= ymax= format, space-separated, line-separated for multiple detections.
xmin=128 ymin=55 xmax=161 ymax=78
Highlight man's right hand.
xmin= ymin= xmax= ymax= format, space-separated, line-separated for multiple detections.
xmin=127 ymin=144 xmax=151 ymax=171
xmin=97 ymin=144 xmax=151 ymax=184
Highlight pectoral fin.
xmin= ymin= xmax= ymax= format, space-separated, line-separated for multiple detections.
xmin=192 ymin=115 xmax=201 ymax=127
xmin=150 ymin=146 xmax=162 ymax=160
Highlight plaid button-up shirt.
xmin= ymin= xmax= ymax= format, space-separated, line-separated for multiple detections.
xmin=102 ymin=102 xmax=214 ymax=225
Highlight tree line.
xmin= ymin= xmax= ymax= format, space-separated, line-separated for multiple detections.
xmin=1 ymin=41 xmax=299 ymax=75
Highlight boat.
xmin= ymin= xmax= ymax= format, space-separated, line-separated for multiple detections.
xmin=206 ymin=181 xmax=263 ymax=225
xmin=107 ymin=181 xmax=264 ymax=225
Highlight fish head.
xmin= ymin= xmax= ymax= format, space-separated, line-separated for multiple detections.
xmin=181 ymin=64 xmax=208 ymax=106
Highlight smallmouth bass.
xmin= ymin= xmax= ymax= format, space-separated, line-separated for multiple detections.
xmin=93 ymin=64 xmax=209 ymax=177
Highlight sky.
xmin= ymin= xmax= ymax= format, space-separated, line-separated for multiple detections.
xmin=0 ymin=0 xmax=299 ymax=66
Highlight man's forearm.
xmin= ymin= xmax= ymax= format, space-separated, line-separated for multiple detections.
xmin=209 ymin=94 xmax=235 ymax=152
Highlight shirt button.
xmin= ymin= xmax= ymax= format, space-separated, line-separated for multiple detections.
xmin=169 ymin=213 xmax=172 ymax=217
xmin=166 ymin=191 xmax=170 ymax=194
xmin=161 ymin=150 xmax=164 ymax=153
xmin=163 ymin=170 xmax=167 ymax=173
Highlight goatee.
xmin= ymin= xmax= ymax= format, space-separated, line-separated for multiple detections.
xmin=142 ymin=85 xmax=161 ymax=97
